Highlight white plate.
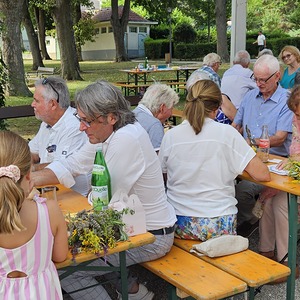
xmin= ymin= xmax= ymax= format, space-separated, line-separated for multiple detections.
xmin=268 ymin=164 xmax=289 ymax=176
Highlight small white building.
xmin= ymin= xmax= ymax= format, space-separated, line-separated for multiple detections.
xmin=81 ymin=6 xmax=157 ymax=60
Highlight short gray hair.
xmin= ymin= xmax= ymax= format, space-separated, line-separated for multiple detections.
xmin=203 ymin=53 xmax=221 ymax=66
xmin=139 ymin=83 xmax=179 ymax=113
xmin=75 ymin=80 xmax=135 ymax=131
xmin=233 ymin=50 xmax=251 ymax=67
xmin=35 ymin=76 xmax=70 ymax=109
xmin=186 ymin=70 xmax=210 ymax=91
xmin=254 ymin=54 xmax=279 ymax=73
xmin=258 ymin=48 xmax=273 ymax=58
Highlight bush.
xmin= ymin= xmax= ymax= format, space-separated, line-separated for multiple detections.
xmin=173 ymin=22 xmax=196 ymax=44
xmin=150 ymin=26 xmax=170 ymax=40
xmin=174 ymin=42 xmax=217 ymax=60
xmin=144 ymin=38 xmax=172 ymax=59
xmin=246 ymin=36 xmax=300 ymax=57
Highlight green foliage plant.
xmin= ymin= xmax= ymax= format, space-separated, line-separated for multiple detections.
xmin=174 ymin=42 xmax=217 ymax=61
xmin=66 ymin=208 xmax=132 ymax=260
xmin=173 ymin=22 xmax=196 ymax=44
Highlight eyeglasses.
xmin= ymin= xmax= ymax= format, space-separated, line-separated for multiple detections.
xmin=42 ymin=78 xmax=60 ymax=103
xmin=282 ymin=53 xmax=292 ymax=60
xmin=73 ymin=112 xmax=103 ymax=128
xmin=250 ymin=71 xmax=277 ymax=84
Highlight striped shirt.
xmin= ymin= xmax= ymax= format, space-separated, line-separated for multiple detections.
xmin=0 ymin=197 xmax=63 ymax=300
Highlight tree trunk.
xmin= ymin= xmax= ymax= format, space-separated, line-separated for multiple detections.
xmin=0 ymin=0 xmax=32 ymax=96
xmin=73 ymin=3 xmax=83 ymax=62
xmin=52 ymin=0 xmax=82 ymax=80
xmin=111 ymin=0 xmax=130 ymax=62
xmin=215 ymin=0 xmax=229 ymax=62
xmin=34 ymin=7 xmax=52 ymax=60
xmin=23 ymin=0 xmax=44 ymax=70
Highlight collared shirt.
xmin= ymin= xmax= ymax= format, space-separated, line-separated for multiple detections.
xmin=221 ymin=64 xmax=257 ymax=109
xmin=133 ymin=104 xmax=164 ymax=151
xmin=159 ymin=118 xmax=255 ymax=218
xmin=192 ymin=67 xmax=230 ymax=124
xmin=47 ymin=122 xmax=176 ymax=230
xmin=234 ymin=85 xmax=293 ymax=156
xmin=197 ymin=66 xmax=221 ymax=87
xmin=29 ymin=106 xmax=89 ymax=195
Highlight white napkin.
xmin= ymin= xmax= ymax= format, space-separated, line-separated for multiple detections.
xmin=268 ymin=164 xmax=289 ymax=176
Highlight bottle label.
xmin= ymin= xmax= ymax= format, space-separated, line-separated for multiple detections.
xmin=259 ymin=139 xmax=270 ymax=149
xmin=92 ymin=164 xmax=105 ymax=175
xmin=92 ymin=185 xmax=109 ymax=211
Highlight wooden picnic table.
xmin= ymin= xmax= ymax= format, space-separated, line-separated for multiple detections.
xmin=239 ymin=154 xmax=300 ymax=300
xmin=53 ymin=185 xmax=155 ymax=300
xmin=120 ymin=66 xmax=198 ymax=85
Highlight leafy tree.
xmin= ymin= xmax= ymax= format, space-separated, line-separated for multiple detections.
xmin=72 ymin=0 xmax=96 ymax=62
xmin=0 ymin=0 xmax=32 ymax=96
xmin=22 ymin=0 xmax=44 ymax=70
xmin=111 ymin=0 xmax=130 ymax=62
xmin=215 ymin=0 xmax=229 ymax=62
xmin=52 ymin=0 xmax=82 ymax=80
xmin=173 ymin=22 xmax=196 ymax=43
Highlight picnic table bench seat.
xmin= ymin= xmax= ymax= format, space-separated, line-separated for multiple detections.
xmin=141 ymin=245 xmax=247 ymax=300
xmin=26 ymin=66 xmax=55 ymax=81
xmin=174 ymin=238 xmax=291 ymax=300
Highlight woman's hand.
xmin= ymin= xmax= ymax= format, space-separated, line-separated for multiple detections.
xmin=276 ymin=158 xmax=288 ymax=170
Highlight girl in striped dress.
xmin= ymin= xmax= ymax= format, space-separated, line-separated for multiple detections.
xmin=0 ymin=131 xmax=68 ymax=299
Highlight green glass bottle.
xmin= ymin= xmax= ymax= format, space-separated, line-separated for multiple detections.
xmin=144 ymin=56 xmax=148 ymax=69
xmin=91 ymin=146 xmax=112 ymax=211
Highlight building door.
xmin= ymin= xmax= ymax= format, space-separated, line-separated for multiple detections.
xmin=138 ymin=33 xmax=147 ymax=58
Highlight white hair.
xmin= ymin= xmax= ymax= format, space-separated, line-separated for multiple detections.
xmin=203 ymin=53 xmax=221 ymax=66
xmin=186 ymin=71 xmax=210 ymax=91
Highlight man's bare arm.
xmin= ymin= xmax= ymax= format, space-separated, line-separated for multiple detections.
xmin=31 ymin=168 xmax=60 ymax=187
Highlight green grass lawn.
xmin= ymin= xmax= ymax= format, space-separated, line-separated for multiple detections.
xmin=5 ymin=59 xmax=231 ymax=139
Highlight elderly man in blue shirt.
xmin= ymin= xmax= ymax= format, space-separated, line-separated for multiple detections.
xmin=232 ymin=54 xmax=293 ymax=237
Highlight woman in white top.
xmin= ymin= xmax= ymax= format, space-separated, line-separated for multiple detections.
xmin=159 ymin=80 xmax=270 ymax=241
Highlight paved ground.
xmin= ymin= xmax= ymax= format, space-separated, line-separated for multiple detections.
xmin=63 ymin=229 xmax=300 ymax=299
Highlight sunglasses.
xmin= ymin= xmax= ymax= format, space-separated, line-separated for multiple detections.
xmin=42 ymin=78 xmax=60 ymax=103
xmin=282 ymin=54 xmax=292 ymax=60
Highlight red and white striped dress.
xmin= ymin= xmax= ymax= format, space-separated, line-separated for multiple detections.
xmin=0 ymin=196 xmax=63 ymax=300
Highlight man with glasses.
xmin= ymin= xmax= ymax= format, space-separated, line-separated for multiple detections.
xmin=231 ymin=54 xmax=293 ymax=237
xmin=29 ymin=76 xmax=88 ymax=195
xmin=31 ymin=80 xmax=176 ymax=299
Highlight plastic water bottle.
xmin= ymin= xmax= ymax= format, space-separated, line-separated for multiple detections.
xmin=91 ymin=146 xmax=112 ymax=211
xmin=257 ymin=125 xmax=270 ymax=163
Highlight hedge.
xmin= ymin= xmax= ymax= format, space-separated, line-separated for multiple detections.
xmin=145 ymin=36 xmax=300 ymax=61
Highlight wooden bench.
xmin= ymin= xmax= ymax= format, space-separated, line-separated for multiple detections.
xmin=141 ymin=245 xmax=247 ymax=300
xmin=0 ymin=96 xmax=142 ymax=120
xmin=113 ymin=82 xmax=151 ymax=96
xmin=26 ymin=66 xmax=55 ymax=81
xmin=174 ymin=238 xmax=291 ymax=300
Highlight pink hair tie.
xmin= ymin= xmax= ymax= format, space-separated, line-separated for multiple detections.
xmin=0 ymin=165 xmax=21 ymax=183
